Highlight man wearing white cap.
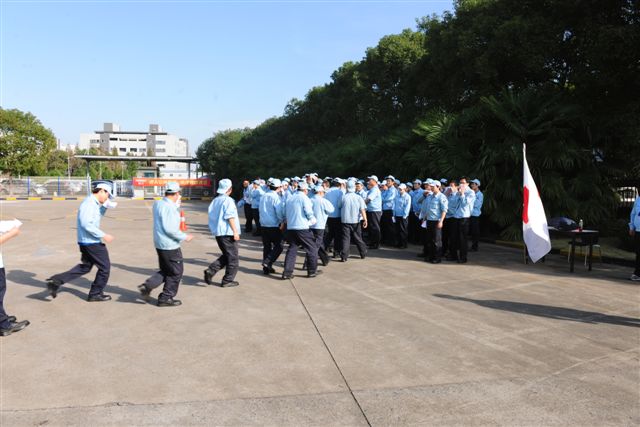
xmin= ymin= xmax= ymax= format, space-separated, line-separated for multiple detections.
xmin=46 ymin=182 xmax=116 ymax=301
xmin=409 ymin=179 xmax=423 ymax=244
xmin=139 ymin=182 xmax=194 ymax=307
xmin=393 ymin=184 xmax=412 ymax=249
xmin=469 ymin=179 xmax=484 ymax=252
xmin=420 ymin=180 xmax=448 ymax=263
xmin=310 ymin=185 xmax=335 ymax=266
xmin=241 ymin=179 xmax=254 ymax=233
xmin=365 ymin=175 xmax=382 ymax=249
xmin=281 ymin=182 xmax=319 ymax=279
xmin=381 ymin=175 xmax=398 ymax=246
xmin=339 ymin=179 xmax=368 ymax=261
xmin=323 ymin=178 xmax=345 ymax=258
xmin=259 ymin=178 xmax=285 ymax=275
xmin=205 ymin=179 xmax=241 ymax=287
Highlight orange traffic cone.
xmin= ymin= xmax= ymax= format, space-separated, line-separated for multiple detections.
xmin=180 ymin=209 xmax=187 ymax=231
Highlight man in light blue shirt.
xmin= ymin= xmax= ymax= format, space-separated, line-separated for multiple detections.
xmin=381 ymin=175 xmax=398 ymax=246
xmin=629 ymin=195 xmax=640 ymax=281
xmin=450 ymin=177 xmax=476 ymax=263
xmin=365 ymin=175 xmax=382 ymax=249
xmin=282 ymin=182 xmax=319 ymax=279
xmin=139 ymin=182 xmax=194 ymax=307
xmin=409 ymin=179 xmax=423 ymax=244
xmin=323 ymin=178 xmax=345 ymax=258
xmin=470 ymin=178 xmax=484 ymax=252
xmin=339 ymin=179 xmax=368 ymax=261
xmin=420 ymin=181 xmax=448 ymax=263
xmin=442 ymin=180 xmax=459 ymax=259
xmin=311 ymin=185 xmax=335 ymax=266
xmin=205 ymin=179 xmax=241 ymax=288
xmin=259 ymin=178 xmax=285 ymax=275
xmin=393 ymin=184 xmax=412 ymax=249
xmin=250 ymin=180 xmax=265 ymax=236
xmin=46 ymin=182 xmax=116 ymax=302
xmin=356 ymin=180 xmax=367 ymax=199
xmin=241 ymin=180 xmax=255 ymax=233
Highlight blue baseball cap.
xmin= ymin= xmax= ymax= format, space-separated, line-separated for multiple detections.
xmin=217 ymin=179 xmax=232 ymax=194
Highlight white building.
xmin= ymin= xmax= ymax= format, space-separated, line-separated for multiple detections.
xmin=78 ymin=123 xmax=189 ymax=178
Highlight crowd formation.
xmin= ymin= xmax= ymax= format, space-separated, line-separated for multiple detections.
xmin=2 ymin=174 xmax=637 ymax=336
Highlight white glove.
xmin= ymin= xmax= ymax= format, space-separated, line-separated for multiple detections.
xmin=104 ymin=200 xmax=118 ymax=209
xmin=309 ymin=218 xmax=317 ymax=226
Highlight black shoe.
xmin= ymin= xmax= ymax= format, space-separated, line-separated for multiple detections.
xmin=138 ymin=284 xmax=151 ymax=300
xmin=204 ymin=269 xmax=216 ymax=285
xmin=0 ymin=320 xmax=30 ymax=336
xmin=320 ymin=257 xmax=329 ymax=266
xmin=307 ymin=271 xmax=323 ymax=278
xmin=340 ymin=257 xmax=348 ymax=262
xmin=457 ymin=259 xmax=468 ymax=264
xmin=360 ymin=253 xmax=366 ymax=260
xmin=6 ymin=316 xmax=16 ymax=323
xmin=221 ymin=281 xmax=239 ymax=288
xmin=281 ymin=273 xmax=293 ymax=280
xmin=158 ymin=298 xmax=182 ymax=307
xmin=416 ymin=253 xmax=425 ymax=258
xmin=87 ymin=294 xmax=112 ymax=302
xmin=46 ymin=279 xmax=61 ymax=299
xmin=446 ymin=257 xmax=458 ymax=262
xmin=431 ymin=259 xmax=442 ymax=264
xmin=263 ymin=267 xmax=271 ymax=275
xmin=368 ymin=244 xmax=379 ymax=249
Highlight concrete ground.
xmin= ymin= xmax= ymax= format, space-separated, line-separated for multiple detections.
xmin=0 ymin=199 xmax=638 ymax=426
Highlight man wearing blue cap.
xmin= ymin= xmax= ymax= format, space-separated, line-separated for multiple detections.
xmin=381 ymin=175 xmax=398 ymax=246
xmin=259 ymin=178 xmax=285 ymax=275
xmin=339 ymin=179 xmax=368 ymax=261
xmin=323 ymin=178 xmax=345 ymax=258
xmin=250 ymin=179 xmax=265 ymax=236
xmin=394 ymin=184 xmax=412 ymax=249
xmin=310 ymin=185 xmax=335 ymax=266
xmin=365 ymin=175 xmax=382 ymax=249
xmin=205 ymin=179 xmax=241 ymax=287
xmin=138 ymin=182 xmax=194 ymax=306
xmin=282 ymin=182 xmax=319 ymax=279
xmin=46 ymin=182 xmax=116 ymax=302
xmin=469 ymin=179 xmax=483 ymax=252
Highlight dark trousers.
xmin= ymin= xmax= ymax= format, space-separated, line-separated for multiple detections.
xmin=340 ymin=223 xmax=368 ymax=259
xmin=425 ymin=221 xmax=443 ymax=262
xmin=145 ymin=248 xmax=184 ymax=300
xmin=0 ymin=268 xmax=10 ymax=329
xmin=635 ymin=234 xmax=640 ymax=276
xmin=408 ymin=212 xmax=420 ymax=244
xmin=261 ymin=227 xmax=283 ymax=267
xmin=381 ymin=210 xmax=395 ymax=245
xmin=309 ymin=228 xmax=329 ymax=266
xmin=394 ymin=216 xmax=408 ymax=248
xmin=366 ymin=211 xmax=382 ymax=248
xmin=251 ymin=208 xmax=261 ymax=234
xmin=50 ymin=243 xmax=110 ymax=297
xmin=470 ymin=216 xmax=481 ymax=250
xmin=243 ymin=203 xmax=254 ymax=232
xmin=449 ymin=218 xmax=470 ymax=261
xmin=209 ymin=236 xmax=239 ymax=284
xmin=284 ymin=229 xmax=317 ymax=275
xmin=323 ymin=217 xmax=343 ymax=255
xmin=442 ymin=217 xmax=452 ymax=255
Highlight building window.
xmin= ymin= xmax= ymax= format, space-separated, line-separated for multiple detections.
xmin=119 ymin=148 xmax=126 ymax=152
xmin=109 ymin=137 xmax=117 ymax=141
xmin=156 ymin=140 xmax=166 ymax=145
xmin=156 ymin=148 xmax=166 ymax=153
xmin=158 ymin=164 xmax=165 ymax=168
xmin=130 ymin=148 xmax=138 ymax=152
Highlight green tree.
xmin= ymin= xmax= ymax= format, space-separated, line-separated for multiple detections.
xmin=0 ymin=108 xmax=57 ymax=176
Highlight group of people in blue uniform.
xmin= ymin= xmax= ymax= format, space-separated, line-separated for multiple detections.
xmin=239 ymin=172 xmax=485 ymax=279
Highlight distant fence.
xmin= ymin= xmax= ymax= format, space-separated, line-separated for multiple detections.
xmin=0 ymin=176 xmax=213 ymax=199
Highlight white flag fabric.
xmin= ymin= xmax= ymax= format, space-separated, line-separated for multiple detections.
xmin=522 ymin=144 xmax=551 ymax=263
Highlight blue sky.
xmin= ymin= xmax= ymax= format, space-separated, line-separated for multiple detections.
xmin=1 ymin=0 xmax=453 ymax=153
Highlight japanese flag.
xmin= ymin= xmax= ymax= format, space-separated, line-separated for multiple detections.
xmin=523 ymin=144 xmax=551 ymax=263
